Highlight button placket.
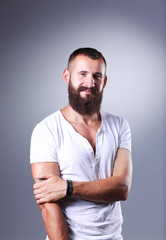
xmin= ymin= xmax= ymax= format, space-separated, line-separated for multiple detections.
xmin=93 ymin=130 xmax=102 ymax=175
xmin=76 ymin=132 xmax=95 ymax=161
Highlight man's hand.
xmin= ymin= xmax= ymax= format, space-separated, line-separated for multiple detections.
xmin=33 ymin=175 xmax=67 ymax=204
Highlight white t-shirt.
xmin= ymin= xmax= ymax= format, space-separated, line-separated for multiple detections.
xmin=30 ymin=110 xmax=131 ymax=240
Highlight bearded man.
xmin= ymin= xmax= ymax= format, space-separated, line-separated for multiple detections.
xmin=30 ymin=47 xmax=132 ymax=240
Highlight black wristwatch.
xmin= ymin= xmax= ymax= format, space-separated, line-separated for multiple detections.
xmin=66 ymin=180 xmax=73 ymax=197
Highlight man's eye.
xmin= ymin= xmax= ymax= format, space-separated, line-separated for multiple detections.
xmin=94 ymin=75 xmax=102 ymax=80
xmin=80 ymin=73 xmax=86 ymax=76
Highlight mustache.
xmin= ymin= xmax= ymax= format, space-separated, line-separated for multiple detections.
xmin=78 ymin=86 xmax=97 ymax=94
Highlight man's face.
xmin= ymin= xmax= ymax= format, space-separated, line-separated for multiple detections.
xmin=67 ymin=55 xmax=107 ymax=115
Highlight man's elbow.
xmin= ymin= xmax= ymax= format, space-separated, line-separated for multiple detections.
xmin=121 ymin=184 xmax=131 ymax=201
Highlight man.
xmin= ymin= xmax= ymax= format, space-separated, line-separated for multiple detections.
xmin=30 ymin=47 xmax=132 ymax=240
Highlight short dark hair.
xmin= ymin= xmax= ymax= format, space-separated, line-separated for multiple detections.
xmin=67 ymin=47 xmax=107 ymax=69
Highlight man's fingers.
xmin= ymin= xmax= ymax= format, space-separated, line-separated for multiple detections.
xmin=36 ymin=197 xmax=46 ymax=204
xmin=33 ymin=183 xmax=39 ymax=190
xmin=35 ymin=193 xmax=42 ymax=200
xmin=35 ymin=193 xmax=53 ymax=204
xmin=34 ymin=188 xmax=42 ymax=195
xmin=33 ymin=180 xmax=45 ymax=190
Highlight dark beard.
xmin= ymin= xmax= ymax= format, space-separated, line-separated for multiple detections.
xmin=68 ymin=81 xmax=103 ymax=116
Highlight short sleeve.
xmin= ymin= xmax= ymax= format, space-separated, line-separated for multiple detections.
xmin=118 ymin=118 xmax=131 ymax=152
xmin=30 ymin=122 xmax=58 ymax=164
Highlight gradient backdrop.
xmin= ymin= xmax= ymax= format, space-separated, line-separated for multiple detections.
xmin=0 ymin=0 xmax=165 ymax=239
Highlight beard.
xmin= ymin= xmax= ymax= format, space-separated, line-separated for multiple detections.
xmin=68 ymin=80 xmax=103 ymax=116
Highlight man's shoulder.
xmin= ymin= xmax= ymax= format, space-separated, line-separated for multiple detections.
xmin=101 ymin=110 xmax=130 ymax=130
xmin=39 ymin=110 xmax=61 ymax=124
xmin=33 ymin=110 xmax=61 ymax=132
xmin=101 ymin=110 xmax=124 ymax=123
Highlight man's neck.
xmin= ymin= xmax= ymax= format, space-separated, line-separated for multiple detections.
xmin=61 ymin=105 xmax=101 ymax=126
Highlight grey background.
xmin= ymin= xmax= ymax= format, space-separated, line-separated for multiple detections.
xmin=0 ymin=0 xmax=165 ymax=239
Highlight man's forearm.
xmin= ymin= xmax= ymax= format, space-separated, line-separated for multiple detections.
xmin=34 ymin=170 xmax=131 ymax=204
xmin=71 ymin=148 xmax=132 ymax=204
xmin=72 ymin=175 xmax=130 ymax=203
xmin=39 ymin=202 xmax=70 ymax=240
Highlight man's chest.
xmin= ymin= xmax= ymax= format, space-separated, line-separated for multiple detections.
xmin=70 ymin=122 xmax=101 ymax=153
xmin=56 ymin=124 xmax=118 ymax=181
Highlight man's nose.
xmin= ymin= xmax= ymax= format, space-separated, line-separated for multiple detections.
xmin=84 ymin=74 xmax=95 ymax=88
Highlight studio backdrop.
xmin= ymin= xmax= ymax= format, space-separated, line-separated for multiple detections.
xmin=0 ymin=0 xmax=165 ymax=239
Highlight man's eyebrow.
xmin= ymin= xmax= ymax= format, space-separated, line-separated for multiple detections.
xmin=77 ymin=71 xmax=88 ymax=74
xmin=94 ymin=72 xmax=103 ymax=76
xmin=77 ymin=71 xmax=103 ymax=76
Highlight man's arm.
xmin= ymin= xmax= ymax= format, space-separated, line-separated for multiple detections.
xmin=73 ymin=148 xmax=132 ymax=203
xmin=31 ymin=162 xmax=70 ymax=240
xmin=34 ymin=148 xmax=132 ymax=204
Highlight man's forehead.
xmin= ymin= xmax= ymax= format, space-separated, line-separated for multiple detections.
xmin=70 ymin=55 xmax=106 ymax=72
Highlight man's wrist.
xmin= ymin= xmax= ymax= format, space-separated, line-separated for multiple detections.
xmin=66 ymin=180 xmax=73 ymax=197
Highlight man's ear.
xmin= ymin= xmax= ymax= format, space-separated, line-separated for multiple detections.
xmin=103 ymin=75 xmax=107 ymax=89
xmin=63 ymin=69 xmax=70 ymax=84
